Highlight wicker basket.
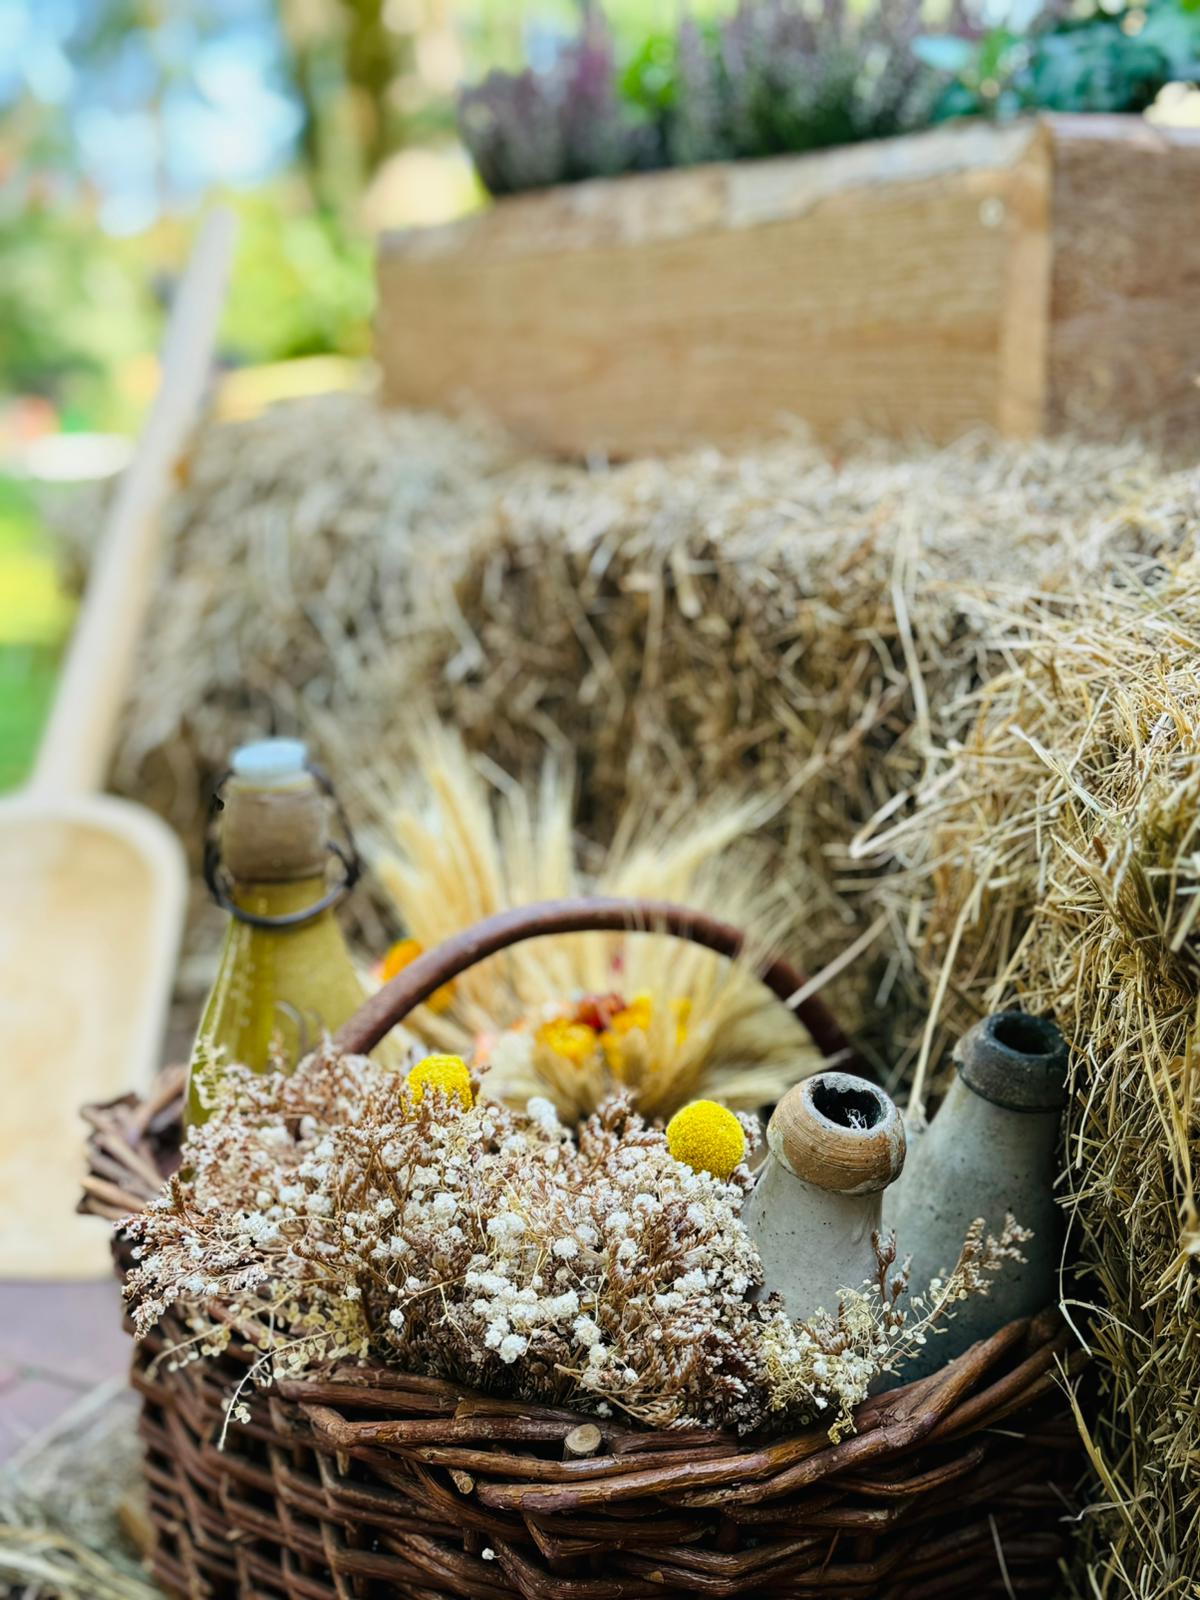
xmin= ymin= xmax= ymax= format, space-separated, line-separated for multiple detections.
xmin=84 ymin=898 xmax=1085 ymax=1600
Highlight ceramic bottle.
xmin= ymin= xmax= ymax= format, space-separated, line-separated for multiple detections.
xmin=743 ymin=1071 xmax=906 ymax=1319
xmin=185 ymin=739 xmax=372 ymax=1125
xmin=885 ymin=1009 xmax=1068 ymax=1376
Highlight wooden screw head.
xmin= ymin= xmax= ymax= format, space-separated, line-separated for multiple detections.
xmin=766 ymin=1072 xmax=905 ymax=1195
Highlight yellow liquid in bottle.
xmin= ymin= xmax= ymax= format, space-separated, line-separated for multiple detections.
xmin=186 ymin=877 xmax=370 ymax=1125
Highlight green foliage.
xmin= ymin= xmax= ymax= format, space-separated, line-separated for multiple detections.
xmin=220 ymin=190 xmax=373 ymax=364
xmin=920 ymin=0 xmax=1200 ymax=120
xmin=0 ymin=645 xmax=60 ymax=792
xmin=0 ymin=187 xmax=373 ymax=423
xmin=0 ymin=475 xmax=72 ymax=793
xmin=0 ymin=209 xmax=159 ymax=428
xmin=619 ymin=31 xmax=683 ymax=120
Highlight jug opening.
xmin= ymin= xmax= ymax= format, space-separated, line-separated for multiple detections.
xmin=957 ymin=1010 xmax=1068 ymax=1112
xmin=989 ymin=1011 xmax=1060 ymax=1059
xmin=811 ymin=1078 xmax=883 ymax=1132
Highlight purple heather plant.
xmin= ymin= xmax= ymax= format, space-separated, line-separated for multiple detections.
xmin=458 ymin=0 xmax=969 ymax=196
xmin=457 ymin=10 xmax=658 ymax=196
xmin=714 ymin=0 xmax=942 ymax=156
xmin=666 ymin=17 xmax=731 ymax=168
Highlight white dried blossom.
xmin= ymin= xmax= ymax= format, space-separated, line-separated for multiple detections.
xmin=525 ymin=1095 xmax=560 ymax=1132
xmin=124 ymin=1045 xmax=1024 ymax=1440
xmin=487 ymin=1212 xmax=526 ymax=1245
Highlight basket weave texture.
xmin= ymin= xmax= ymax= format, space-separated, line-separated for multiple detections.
xmin=86 ymin=1067 xmax=1083 ymax=1600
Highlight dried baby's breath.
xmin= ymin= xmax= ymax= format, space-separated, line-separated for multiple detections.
xmin=124 ymin=1046 xmax=1018 ymax=1443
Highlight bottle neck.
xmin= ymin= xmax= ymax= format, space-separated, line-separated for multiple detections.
xmin=230 ymin=875 xmax=332 ymax=926
xmin=760 ymin=1151 xmax=885 ymax=1219
xmin=938 ymin=1073 xmax=1061 ymax=1145
xmin=955 ymin=1012 xmax=1067 ymax=1113
xmin=221 ymin=777 xmax=328 ymax=885
xmin=766 ymin=1073 xmax=906 ymax=1197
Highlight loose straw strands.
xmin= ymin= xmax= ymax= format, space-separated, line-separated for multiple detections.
xmin=871 ymin=556 xmax=1200 ymax=1597
xmin=0 ymin=1382 xmax=158 ymax=1600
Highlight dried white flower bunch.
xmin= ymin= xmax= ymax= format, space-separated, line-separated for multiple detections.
xmin=123 ymin=1047 xmax=1026 ymax=1440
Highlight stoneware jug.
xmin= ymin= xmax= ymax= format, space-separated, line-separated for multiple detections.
xmin=885 ymin=1009 xmax=1068 ymax=1378
xmin=743 ymin=1071 xmax=906 ymax=1320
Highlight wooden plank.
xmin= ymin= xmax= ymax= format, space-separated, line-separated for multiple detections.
xmin=376 ymin=115 xmax=1200 ymax=456
xmin=378 ymin=123 xmax=1036 ymax=457
xmin=996 ymin=122 xmax=1053 ymax=439
xmin=1044 ymin=114 xmax=1200 ymax=452
xmin=385 ymin=121 xmax=1035 ymax=260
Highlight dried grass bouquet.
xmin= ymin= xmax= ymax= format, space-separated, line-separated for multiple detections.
xmin=124 ymin=1047 xmax=1025 ymax=1443
xmin=371 ymin=727 xmax=821 ymax=1122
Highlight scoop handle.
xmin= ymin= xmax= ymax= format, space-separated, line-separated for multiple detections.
xmin=335 ymin=895 xmax=858 ymax=1068
xmin=31 ymin=208 xmax=236 ymax=797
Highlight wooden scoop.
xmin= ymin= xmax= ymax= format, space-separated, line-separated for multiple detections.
xmin=0 ymin=212 xmax=235 ymax=1278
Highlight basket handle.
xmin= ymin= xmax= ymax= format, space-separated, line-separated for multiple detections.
xmin=335 ymin=895 xmax=859 ymax=1068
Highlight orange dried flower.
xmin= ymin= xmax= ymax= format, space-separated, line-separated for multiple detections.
xmin=380 ymin=937 xmax=455 ymax=1014
xmin=599 ymin=992 xmax=689 ymax=1078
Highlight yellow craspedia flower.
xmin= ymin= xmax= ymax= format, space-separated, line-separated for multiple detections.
xmin=408 ymin=1054 xmax=473 ymax=1109
xmin=666 ymin=1100 xmax=746 ymax=1181
xmin=536 ymin=1016 xmax=598 ymax=1066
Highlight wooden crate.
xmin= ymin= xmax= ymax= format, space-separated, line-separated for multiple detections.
xmin=376 ymin=114 xmax=1200 ymax=458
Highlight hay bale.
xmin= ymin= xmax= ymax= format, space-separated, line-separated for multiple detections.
xmin=873 ymin=544 xmax=1200 ymax=1596
xmin=417 ymin=430 xmax=1184 ymax=1070
xmin=108 ymin=393 xmax=521 ymax=861
xmin=107 ymin=399 xmax=1174 ymax=1038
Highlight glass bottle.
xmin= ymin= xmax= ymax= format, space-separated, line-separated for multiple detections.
xmin=185 ymin=738 xmax=372 ymax=1125
xmin=885 ymin=1009 xmax=1068 ymax=1376
xmin=743 ymin=1071 xmax=906 ymax=1320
